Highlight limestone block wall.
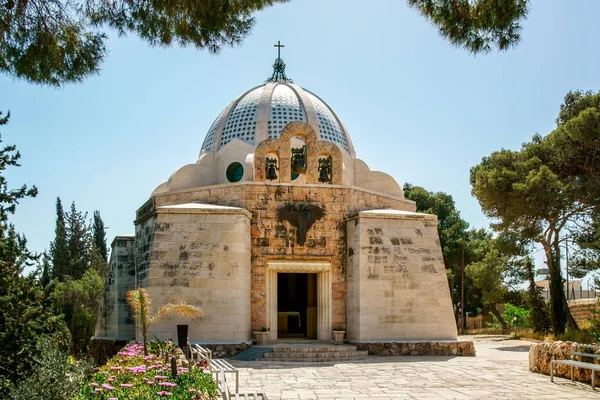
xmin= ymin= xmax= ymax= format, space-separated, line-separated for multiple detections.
xmin=135 ymin=214 xmax=157 ymax=288
xmin=138 ymin=183 xmax=417 ymax=333
xmin=95 ymin=236 xmax=136 ymax=339
xmin=568 ymin=298 xmax=598 ymax=325
xmin=347 ymin=210 xmax=457 ymax=341
xmin=138 ymin=204 xmax=252 ymax=341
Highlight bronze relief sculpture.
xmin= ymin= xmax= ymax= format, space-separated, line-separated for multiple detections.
xmin=277 ymin=203 xmax=326 ymax=246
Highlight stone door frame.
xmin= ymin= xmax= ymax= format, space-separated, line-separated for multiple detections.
xmin=266 ymin=261 xmax=332 ymax=342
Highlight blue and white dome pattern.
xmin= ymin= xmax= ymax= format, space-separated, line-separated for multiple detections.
xmin=219 ymin=87 xmax=262 ymax=147
xmin=200 ymin=82 xmax=354 ymax=156
xmin=267 ymin=85 xmax=306 ymax=139
xmin=305 ymin=92 xmax=348 ymax=152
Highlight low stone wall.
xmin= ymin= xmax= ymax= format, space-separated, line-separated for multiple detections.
xmin=529 ymin=341 xmax=600 ymax=384
xmin=568 ymin=299 xmax=598 ymax=326
xmin=195 ymin=343 xmax=253 ymax=358
xmin=352 ymin=341 xmax=475 ymax=357
xmin=89 ymin=337 xmax=129 ymax=366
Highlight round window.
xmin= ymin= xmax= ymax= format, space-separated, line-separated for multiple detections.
xmin=226 ymin=162 xmax=244 ymax=182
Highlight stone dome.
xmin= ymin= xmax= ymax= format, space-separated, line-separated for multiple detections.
xmin=200 ymin=58 xmax=355 ymax=157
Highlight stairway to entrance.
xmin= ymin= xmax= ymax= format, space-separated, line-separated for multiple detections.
xmin=254 ymin=344 xmax=368 ymax=363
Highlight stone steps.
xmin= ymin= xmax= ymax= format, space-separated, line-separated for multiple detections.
xmin=256 ymin=345 xmax=368 ymax=362
xmin=270 ymin=345 xmax=358 ymax=353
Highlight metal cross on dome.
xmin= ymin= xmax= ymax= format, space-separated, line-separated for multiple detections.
xmin=266 ymin=40 xmax=293 ymax=83
xmin=274 ymin=41 xmax=284 ymax=59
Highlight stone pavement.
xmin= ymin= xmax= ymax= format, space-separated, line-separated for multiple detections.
xmin=230 ymin=335 xmax=599 ymax=399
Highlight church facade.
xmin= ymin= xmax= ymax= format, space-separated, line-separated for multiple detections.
xmin=95 ymin=55 xmax=458 ymax=345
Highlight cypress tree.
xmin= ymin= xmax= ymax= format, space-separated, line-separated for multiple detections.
xmin=65 ymin=202 xmax=90 ymax=280
xmin=49 ymin=197 xmax=69 ymax=280
xmin=525 ymin=259 xmax=550 ymax=333
xmin=92 ymin=210 xmax=108 ymax=261
xmin=39 ymin=252 xmax=51 ymax=288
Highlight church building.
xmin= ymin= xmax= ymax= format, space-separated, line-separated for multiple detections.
xmin=95 ymin=47 xmax=458 ymax=346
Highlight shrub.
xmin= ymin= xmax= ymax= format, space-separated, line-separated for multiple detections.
xmin=75 ymin=342 xmax=217 ymax=399
xmin=9 ymin=336 xmax=93 ymax=400
xmin=503 ymin=303 xmax=532 ymax=329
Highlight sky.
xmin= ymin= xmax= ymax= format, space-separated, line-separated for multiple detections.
xmin=2 ymin=0 xmax=599 ymax=275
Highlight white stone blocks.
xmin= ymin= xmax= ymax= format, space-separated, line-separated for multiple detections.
xmin=141 ymin=205 xmax=252 ymax=341
xmin=346 ymin=210 xmax=457 ymax=341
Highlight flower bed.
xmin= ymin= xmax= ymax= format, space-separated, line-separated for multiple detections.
xmin=75 ymin=343 xmax=217 ymax=399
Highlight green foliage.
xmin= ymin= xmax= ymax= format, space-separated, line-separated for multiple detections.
xmin=469 ymin=90 xmax=600 ymax=333
xmin=148 ymin=336 xmax=178 ymax=361
xmin=89 ymin=242 xmax=108 ymax=280
xmin=465 ymin=230 xmax=508 ymax=304
xmin=502 ymin=303 xmax=531 ymax=329
xmin=0 ymin=112 xmax=70 ymax=397
xmin=49 ymin=197 xmax=69 ymax=280
xmin=2 ymin=0 xmax=286 ymax=86
xmin=403 ymin=184 xmax=521 ymax=322
xmin=407 ymin=0 xmax=529 ymax=54
xmin=47 ymin=199 xmax=108 ymax=355
xmin=66 ymin=201 xmax=91 ymax=280
xmin=85 ymin=0 xmax=288 ymax=52
xmin=525 ymin=259 xmax=551 ymax=333
xmin=92 ymin=210 xmax=108 ymax=261
xmin=7 ymin=336 xmax=93 ymax=400
xmin=1 ymin=0 xmax=106 ymax=86
xmin=75 ymin=343 xmax=217 ymax=399
xmin=52 ymin=269 xmax=104 ymax=355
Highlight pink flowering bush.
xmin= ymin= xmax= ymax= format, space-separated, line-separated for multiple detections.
xmin=76 ymin=343 xmax=217 ymax=399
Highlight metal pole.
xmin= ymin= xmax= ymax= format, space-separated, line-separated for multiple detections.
xmin=566 ymin=237 xmax=569 ymax=301
xmin=461 ymin=240 xmax=466 ymax=333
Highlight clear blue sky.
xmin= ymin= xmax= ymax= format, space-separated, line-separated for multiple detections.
xmin=1 ymin=0 xmax=599 ymax=269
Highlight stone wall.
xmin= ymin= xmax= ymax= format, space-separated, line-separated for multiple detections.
xmin=354 ymin=341 xmax=475 ymax=357
xmin=529 ymin=341 xmax=599 ymax=384
xmin=138 ymin=182 xmax=416 ymax=334
xmin=568 ymin=298 xmax=598 ymax=325
xmin=135 ymin=214 xmax=157 ymax=288
xmin=142 ymin=204 xmax=252 ymax=341
xmin=95 ymin=236 xmax=136 ymax=339
xmin=346 ymin=210 xmax=457 ymax=341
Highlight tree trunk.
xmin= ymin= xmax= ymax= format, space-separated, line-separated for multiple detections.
xmin=552 ymin=237 xmax=579 ymax=331
xmin=489 ymin=303 xmax=508 ymax=330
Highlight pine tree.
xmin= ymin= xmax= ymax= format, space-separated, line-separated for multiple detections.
xmin=407 ymin=0 xmax=529 ymax=54
xmin=3 ymin=0 xmax=285 ymax=87
xmin=65 ymin=202 xmax=90 ymax=280
xmin=92 ymin=210 xmax=108 ymax=261
xmin=49 ymin=198 xmax=69 ymax=280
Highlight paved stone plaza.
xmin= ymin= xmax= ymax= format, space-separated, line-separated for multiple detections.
xmin=231 ymin=336 xmax=598 ymax=399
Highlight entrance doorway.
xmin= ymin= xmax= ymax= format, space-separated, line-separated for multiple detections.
xmin=277 ymin=273 xmax=317 ymax=339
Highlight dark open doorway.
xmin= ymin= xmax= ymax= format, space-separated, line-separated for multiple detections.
xmin=277 ymin=273 xmax=317 ymax=339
